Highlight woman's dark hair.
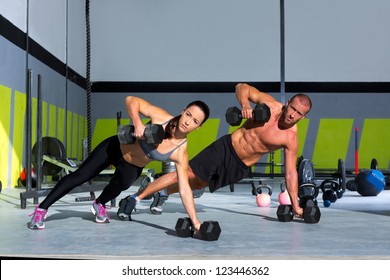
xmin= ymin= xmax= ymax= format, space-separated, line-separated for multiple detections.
xmin=165 ymin=100 xmax=210 ymax=138
xmin=185 ymin=100 xmax=210 ymax=124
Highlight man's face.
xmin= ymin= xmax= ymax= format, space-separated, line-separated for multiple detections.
xmin=282 ymin=98 xmax=309 ymax=126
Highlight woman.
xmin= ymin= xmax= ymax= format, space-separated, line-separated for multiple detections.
xmin=28 ymin=96 xmax=210 ymax=230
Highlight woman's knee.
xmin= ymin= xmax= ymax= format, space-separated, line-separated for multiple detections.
xmin=110 ymin=179 xmax=132 ymax=192
xmin=60 ymin=171 xmax=90 ymax=187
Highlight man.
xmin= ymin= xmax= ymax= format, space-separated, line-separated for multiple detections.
xmin=118 ymin=83 xmax=312 ymax=232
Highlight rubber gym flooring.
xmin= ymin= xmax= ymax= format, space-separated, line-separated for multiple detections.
xmin=0 ymin=177 xmax=389 ymax=260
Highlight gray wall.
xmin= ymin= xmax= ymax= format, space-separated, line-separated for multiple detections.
xmin=285 ymin=0 xmax=390 ymax=82
xmin=0 ymin=0 xmax=87 ymax=188
xmin=90 ymin=0 xmax=280 ymax=82
xmin=90 ymin=0 xmax=390 ymax=82
xmin=0 ymin=0 xmax=86 ymax=76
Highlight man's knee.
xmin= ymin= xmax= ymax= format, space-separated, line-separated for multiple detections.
xmin=190 ymin=176 xmax=208 ymax=190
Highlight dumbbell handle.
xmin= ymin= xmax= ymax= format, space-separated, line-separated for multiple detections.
xmin=129 ymin=124 xmax=150 ymax=137
xmin=226 ymin=103 xmax=270 ymax=126
xmin=225 ymin=107 xmax=249 ymax=126
xmin=235 ymin=107 xmax=256 ymax=119
xmin=118 ymin=124 xmax=164 ymax=144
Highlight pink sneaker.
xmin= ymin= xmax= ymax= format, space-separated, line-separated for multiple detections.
xmin=28 ymin=206 xmax=48 ymax=230
xmin=90 ymin=200 xmax=110 ymax=223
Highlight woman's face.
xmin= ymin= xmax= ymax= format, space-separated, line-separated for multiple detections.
xmin=177 ymin=105 xmax=206 ymax=134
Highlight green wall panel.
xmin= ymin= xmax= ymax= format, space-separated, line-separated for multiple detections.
xmin=359 ymin=119 xmax=390 ymax=170
xmin=312 ymin=119 xmax=353 ymax=169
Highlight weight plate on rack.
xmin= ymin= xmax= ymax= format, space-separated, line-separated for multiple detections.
xmin=32 ymin=137 xmax=66 ymax=176
xmin=298 ymin=159 xmax=315 ymax=185
xmin=337 ymin=158 xmax=346 ymax=193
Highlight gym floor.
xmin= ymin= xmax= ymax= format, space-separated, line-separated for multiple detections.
xmin=0 ymin=177 xmax=390 ymax=260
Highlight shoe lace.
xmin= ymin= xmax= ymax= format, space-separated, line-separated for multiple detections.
xmin=98 ymin=203 xmax=111 ymax=219
xmin=29 ymin=209 xmax=46 ymax=223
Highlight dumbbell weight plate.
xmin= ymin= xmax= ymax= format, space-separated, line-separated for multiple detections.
xmin=199 ymin=221 xmax=221 ymax=241
xmin=276 ymin=204 xmax=294 ymax=222
xmin=371 ymin=158 xmax=378 ymax=170
xmin=31 ymin=137 xmax=66 ymax=176
xmin=253 ymin=103 xmax=271 ymax=123
xmin=337 ymin=158 xmax=346 ymax=194
xmin=298 ymin=159 xmax=315 ymax=185
xmin=303 ymin=205 xmax=321 ymax=224
xmin=144 ymin=124 xmax=165 ymax=144
xmin=175 ymin=217 xmax=193 ymax=238
xmin=225 ymin=107 xmax=242 ymax=126
xmin=299 ymin=195 xmax=318 ymax=209
xmin=117 ymin=125 xmax=135 ymax=144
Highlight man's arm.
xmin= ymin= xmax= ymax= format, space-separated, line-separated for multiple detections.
xmin=235 ymin=83 xmax=276 ymax=118
xmin=138 ymin=171 xmax=178 ymax=199
xmin=283 ymin=137 xmax=304 ymax=218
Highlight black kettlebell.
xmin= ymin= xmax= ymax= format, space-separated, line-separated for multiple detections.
xmin=298 ymin=182 xmax=319 ymax=199
xmin=298 ymin=183 xmax=319 ymax=208
xmin=320 ymin=179 xmax=339 ymax=207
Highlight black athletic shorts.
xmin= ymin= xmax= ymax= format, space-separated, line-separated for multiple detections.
xmin=189 ymin=134 xmax=250 ymax=192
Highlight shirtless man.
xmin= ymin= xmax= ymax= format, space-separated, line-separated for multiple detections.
xmin=118 ymin=83 xmax=312 ymax=232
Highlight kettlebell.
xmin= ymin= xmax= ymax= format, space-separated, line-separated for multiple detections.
xmin=298 ymin=182 xmax=319 ymax=208
xmin=278 ymin=180 xmax=291 ymax=205
xmin=320 ymin=179 xmax=339 ymax=207
xmin=256 ymin=185 xmax=272 ymax=207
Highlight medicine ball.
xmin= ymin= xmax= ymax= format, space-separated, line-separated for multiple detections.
xmin=355 ymin=169 xmax=385 ymax=196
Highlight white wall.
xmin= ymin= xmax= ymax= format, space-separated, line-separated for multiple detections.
xmin=2 ymin=0 xmax=390 ymax=82
xmin=29 ymin=0 xmax=67 ymax=62
xmin=0 ymin=0 xmax=86 ymax=77
xmin=285 ymin=0 xmax=390 ymax=82
xmin=90 ymin=0 xmax=280 ymax=82
xmin=67 ymin=0 xmax=86 ymax=76
xmin=0 ymin=0 xmax=27 ymax=32
xmin=90 ymin=0 xmax=390 ymax=82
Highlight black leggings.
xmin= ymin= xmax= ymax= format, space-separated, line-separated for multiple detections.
xmin=39 ymin=135 xmax=143 ymax=209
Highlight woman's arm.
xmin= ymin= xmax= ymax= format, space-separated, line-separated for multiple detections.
xmin=125 ymin=96 xmax=173 ymax=138
xmin=171 ymin=145 xmax=202 ymax=231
